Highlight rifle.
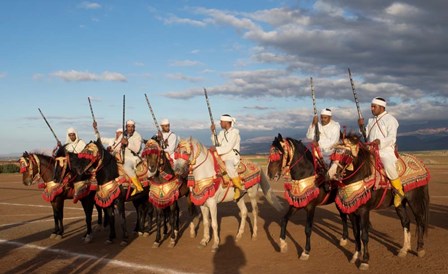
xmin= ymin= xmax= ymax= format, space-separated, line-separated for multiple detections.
xmin=88 ymin=97 xmax=101 ymax=140
xmin=204 ymin=88 xmax=219 ymax=146
xmin=38 ymin=108 xmax=61 ymax=145
xmin=122 ymin=94 xmax=126 ymax=163
xmin=310 ymin=77 xmax=320 ymax=142
xmin=144 ymin=93 xmax=166 ymax=149
xmin=348 ymin=68 xmax=367 ymax=142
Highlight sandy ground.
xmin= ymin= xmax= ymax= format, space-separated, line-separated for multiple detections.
xmin=1 ymin=153 xmax=447 ymax=274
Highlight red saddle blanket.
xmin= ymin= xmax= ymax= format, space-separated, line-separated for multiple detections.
xmin=149 ymin=177 xmax=181 ymax=209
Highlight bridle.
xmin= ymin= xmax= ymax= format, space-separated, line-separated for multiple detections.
xmin=174 ymin=139 xmax=209 ymax=172
xmin=269 ymin=139 xmax=308 ymax=177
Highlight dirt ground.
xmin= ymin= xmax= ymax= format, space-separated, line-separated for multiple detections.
xmin=1 ymin=152 xmax=447 ymax=274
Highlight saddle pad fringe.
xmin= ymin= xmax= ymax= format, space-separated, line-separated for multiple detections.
xmin=95 ymin=179 xmax=121 ymax=208
xmin=42 ymin=181 xmax=64 ymax=202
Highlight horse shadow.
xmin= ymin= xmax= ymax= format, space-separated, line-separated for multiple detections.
xmin=213 ymin=235 xmax=246 ymax=274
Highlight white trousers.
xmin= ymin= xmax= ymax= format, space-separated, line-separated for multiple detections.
xmin=379 ymin=150 xmax=398 ymax=180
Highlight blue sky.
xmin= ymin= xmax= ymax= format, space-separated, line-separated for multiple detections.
xmin=1 ymin=0 xmax=447 ymax=155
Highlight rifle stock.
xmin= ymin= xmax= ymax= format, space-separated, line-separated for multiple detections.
xmin=348 ymin=68 xmax=367 ymax=142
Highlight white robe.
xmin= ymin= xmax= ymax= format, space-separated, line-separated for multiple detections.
xmin=162 ymin=131 xmax=178 ymax=160
xmin=365 ymin=111 xmax=399 ymax=179
xmin=65 ymin=128 xmax=86 ymax=154
xmin=123 ymin=131 xmax=143 ymax=177
xmin=212 ymin=126 xmax=240 ymax=178
xmin=306 ymin=120 xmax=341 ymax=164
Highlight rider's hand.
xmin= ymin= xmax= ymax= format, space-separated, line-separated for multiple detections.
xmin=358 ymin=118 xmax=364 ymax=127
xmin=210 ymin=124 xmax=216 ymax=133
xmin=209 ymin=146 xmax=216 ymax=152
xmin=372 ymin=139 xmax=380 ymax=146
xmin=312 ymin=115 xmax=318 ymax=126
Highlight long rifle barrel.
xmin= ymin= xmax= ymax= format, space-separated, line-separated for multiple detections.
xmin=204 ymin=88 xmax=219 ymax=146
xmin=88 ymin=97 xmax=96 ymax=122
xmin=122 ymin=94 xmax=126 ymax=163
xmin=348 ymin=68 xmax=367 ymax=142
xmin=310 ymin=77 xmax=320 ymax=142
xmin=144 ymin=93 xmax=166 ymax=149
xmin=38 ymin=108 xmax=61 ymax=144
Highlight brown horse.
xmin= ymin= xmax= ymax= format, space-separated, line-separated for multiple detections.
xmin=267 ymin=134 xmax=349 ymax=260
xmin=328 ymin=133 xmax=430 ymax=270
xmin=20 ymin=151 xmax=107 ymax=242
xmin=142 ymin=139 xmax=197 ymax=248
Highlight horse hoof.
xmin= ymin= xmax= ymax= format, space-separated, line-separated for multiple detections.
xmin=168 ymin=240 xmax=176 ymax=248
xmin=50 ymin=233 xmax=57 ymax=239
xmin=235 ymin=234 xmax=243 ymax=242
xmin=398 ymin=249 xmax=408 ymax=258
xmin=359 ymin=263 xmax=369 ymax=271
xmin=299 ymin=252 xmax=310 ymax=261
xmin=55 ymin=235 xmax=62 ymax=240
xmin=152 ymin=242 xmax=160 ymax=248
xmin=211 ymin=245 xmax=219 ymax=253
xmin=339 ymin=238 xmax=348 ymax=247
xmin=105 ymin=240 xmax=113 ymax=245
xmin=143 ymin=232 xmax=150 ymax=238
xmin=417 ymin=249 xmax=426 ymax=258
xmin=280 ymin=239 xmax=288 ymax=253
xmin=190 ymin=231 xmax=196 ymax=238
xmin=84 ymin=234 xmax=93 ymax=243
xmin=251 ymin=235 xmax=257 ymax=241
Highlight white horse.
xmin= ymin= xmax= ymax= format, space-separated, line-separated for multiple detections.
xmin=173 ymin=138 xmax=282 ymax=252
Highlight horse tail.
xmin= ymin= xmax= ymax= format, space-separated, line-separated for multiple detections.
xmin=259 ymin=171 xmax=283 ymax=212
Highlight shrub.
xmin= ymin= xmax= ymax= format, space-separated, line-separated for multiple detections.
xmin=0 ymin=164 xmax=20 ymax=173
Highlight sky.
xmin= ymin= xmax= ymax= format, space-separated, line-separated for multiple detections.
xmin=1 ymin=0 xmax=447 ymax=155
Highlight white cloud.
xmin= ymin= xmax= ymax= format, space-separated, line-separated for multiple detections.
xmin=166 ymin=73 xmax=203 ymax=83
xmin=385 ymin=3 xmax=420 ymax=16
xmin=51 ymin=70 xmax=126 ymax=82
xmin=163 ymin=15 xmax=207 ymax=27
xmin=169 ymin=59 xmax=202 ymax=67
xmin=32 ymin=73 xmax=45 ymax=80
xmin=79 ymin=2 xmax=101 ymax=10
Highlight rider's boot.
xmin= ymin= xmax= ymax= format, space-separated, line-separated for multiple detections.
xmin=131 ymin=176 xmax=143 ymax=196
xmin=391 ymin=178 xmax=405 ymax=207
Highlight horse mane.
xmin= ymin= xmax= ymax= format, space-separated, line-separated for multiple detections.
xmin=344 ymin=133 xmax=373 ymax=179
xmin=286 ymin=138 xmax=313 ymax=164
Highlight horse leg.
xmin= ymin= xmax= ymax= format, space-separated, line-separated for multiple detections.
xmin=349 ymin=213 xmax=361 ymax=264
xmin=408 ymin=186 xmax=430 ymax=257
xmin=153 ymin=209 xmax=162 ymax=248
xmin=168 ymin=203 xmax=179 ymax=248
xmin=359 ymin=209 xmax=370 ymax=270
xmin=235 ymin=198 xmax=248 ymax=242
xmin=95 ymin=203 xmax=103 ymax=226
xmin=337 ymin=205 xmax=349 ymax=246
xmin=248 ymin=189 xmax=259 ymax=240
xmin=80 ymin=196 xmax=94 ymax=243
xmin=300 ymin=204 xmax=316 ymax=261
xmin=116 ymin=199 xmax=128 ymax=246
xmin=208 ymin=200 xmax=220 ymax=252
xmin=279 ymin=206 xmax=297 ymax=254
xmin=105 ymin=206 xmax=116 ymax=244
xmin=199 ymin=205 xmax=211 ymax=248
xmin=187 ymin=195 xmax=197 ymax=238
xmin=51 ymin=197 xmax=64 ymax=239
xmin=132 ymin=199 xmax=142 ymax=235
xmin=395 ymin=203 xmax=411 ymax=257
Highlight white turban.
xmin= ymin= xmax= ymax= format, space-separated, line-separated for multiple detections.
xmin=67 ymin=127 xmax=76 ymax=134
xmin=320 ymin=108 xmax=332 ymax=116
xmin=160 ymin=119 xmax=170 ymax=125
xmin=126 ymin=119 xmax=135 ymax=126
xmin=116 ymin=128 xmax=123 ymax=133
xmin=220 ymin=115 xmax=236 ymax=123
xmin=372 ymin=97 xmax=387 ymax=107
xmin=66 ymin=127 xmax=79 ymax=144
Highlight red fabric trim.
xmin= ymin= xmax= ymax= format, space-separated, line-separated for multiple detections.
xmin=20 ymin=167 xmax=27 ymax=173
xmin=95 ymin=187 xmax=121 ymax=208
xmin=336 ymin=190 xmax=372 ymax=214
xmin=283 ymin=184 xmax=320 ymax=208
xmin=190 ymin=185 xmax=216 ymax=206
xmin=42 ymin=185 xmax=64 ymax=202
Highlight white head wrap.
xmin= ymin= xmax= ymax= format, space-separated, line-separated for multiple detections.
xmin=160 ymin=119 xmax=170 ymax=125
xmin=66 ymin=127 xmax=79 ymax=144
xmin=320 ymin=108 xmax=332 ymax=116
xmin=126 ymin=119 xmax=135 ymax=126
xmin=372 ymin=97 xmax=387 ymax=107
xmin=220 ymin=115 xmax=236 ymax=124
xmin=116 ymin=128 xmax=123 ymax=133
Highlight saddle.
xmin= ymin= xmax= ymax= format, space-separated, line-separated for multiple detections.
xmin=149 ymin=177 xmax=181 ymax=208
xmin=210 ymin=151 xmax=261 ymax=190
xmin=284 ymin=175 xmax=321 ymax=208
xmin=115 ymin=153 xmax=149 ymax=186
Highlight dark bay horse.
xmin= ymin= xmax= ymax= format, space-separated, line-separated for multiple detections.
xmin=267 ymin=134 xmax=349 ymax=260
xmin=19 ymin=151 xmax=106 ymax=241
xmin=142 ymin=139 xmax=197 ymax=248
xmin=71 ymin=140 xmax=151 ymax=245
xmin=29 ymin=148 xmax=107 ymax=243
xmin=328 ymin=134 xmax=430 ymax=270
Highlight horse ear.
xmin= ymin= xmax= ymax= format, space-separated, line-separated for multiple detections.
xmin=24 ymin=151 xmax=29 ymax=156
xmin=277 ymin=133 xmax=283 ymax=141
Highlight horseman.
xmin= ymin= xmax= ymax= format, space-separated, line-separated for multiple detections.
xmin=358 ymin=97 xmax=404 ymax=207
xmin=121 ymin=119 xmax=144 ymax=196
xmin=92 ymin=121 xmax=123 ymax=155
xmin=157 ymin=118 xmax=178 ymax=163
xmin=60 ymin=127 xmax=86 ymax=154
xmin=306 ymin=108 xmax=341 ymax=166
xmin=209 ymin=114 xmax=244 ymax=201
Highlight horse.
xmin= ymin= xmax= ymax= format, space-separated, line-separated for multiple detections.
xmin=42 ymin=146 xmax=108 ymax=242
xmin=267 ymin=134 xmax=349 ymax=260
xmin=173 ymin=138 xmax=282 ymax=252
xmin=328 ymin=133 xmax=430 ymax=270
xmin=71 ymin=140 xmax=151 ymax=245
xmin=142 ymin=139 xmax=197 ymax=248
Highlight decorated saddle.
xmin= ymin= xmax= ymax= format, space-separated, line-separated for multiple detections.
xmin=336 ymin=152 xmax=430 ymax=214
xmin=284 ymin=176 xmax=324 ymax=208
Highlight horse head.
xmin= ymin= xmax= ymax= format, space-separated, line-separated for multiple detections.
xmin=142 ymin=138 xmax=162 ymax=175
xmin=327 ymin=133 xmax=373 ymax=183
xmin=267 ymin=134 xmax=286 ymax=181
xmin=20 ymin=152 xmax=55 ymax=186
xmin=173 ymin=137 xmax=194 ymax=177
